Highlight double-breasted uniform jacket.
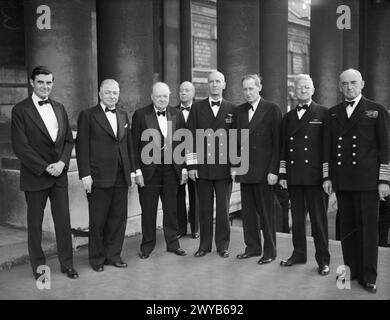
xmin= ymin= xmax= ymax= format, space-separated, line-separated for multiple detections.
xmin=76 ymin=104 xmax=134 ymax=187
xmin=131 ymin=104 xmax=186 ymax=182
xmin=186 ymin=98 xmax=236 ymax=180
xmin=327 ymin=96 xmax=390 ymax=190
xmin=233 ymin=98 xmax=282 ymax=184
xmin=279 ymin=101 xmax=330 ymax=186
xmin=11 ymin=97 xmax=74 ymax=191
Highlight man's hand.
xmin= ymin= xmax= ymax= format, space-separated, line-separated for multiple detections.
xmin=46 ymin=161 xmax=65 ymax=177
xmin=130 ymin=176 xmax=135 ymax=187
xmin=378 ymin=183 xmax=390 ymax=201
xmin=82 ymin=176 xmax=93 ymax=193
xmin=279 ymin=179 xmax=288 ymax=189
xmin=323 ymin=180 xmax=333 ymax=196
xmin=181 ymin=172 xmax=188 ymax=185
xmin=188 ymin=169 xmax=198 ymax=181
xmin=135 ymin=174 xmax=145 ymax=188
xmin=267 ymin=173 xmax=278 ymax=185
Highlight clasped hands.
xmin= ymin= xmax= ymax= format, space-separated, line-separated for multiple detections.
xmin=46 ymin=161 xmax=65 ymax=177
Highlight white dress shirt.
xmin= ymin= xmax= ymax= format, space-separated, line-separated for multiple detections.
xmin=248 ymin=97 xmax=261 ymax=122
xmin=32 ymin=92 xmax=59 ymax=142
xmin=296 ymin=100 xmax=312 ymax=120
xmin=154 ymin=107 xmax=167 ymax=138
xmin=101 ymin=102 xmax=117 ymax=137
xmin=180 ymin=103 xmax=192 ymax=122
xmin=345 ymin=94 xmax=362 ymax=118
xmin=209 ymin=97 xmax=222 ymax=117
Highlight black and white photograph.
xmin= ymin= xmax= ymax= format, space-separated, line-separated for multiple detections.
xmin=0 ymin=0 xmax=389 ymax=306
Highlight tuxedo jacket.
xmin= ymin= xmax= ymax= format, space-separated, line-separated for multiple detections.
xmin=279 ymin=101 xmax=330 ymax=186
xmin=328 ymin=96 xmax=390 ymax=191
xmin=11 ymin=97 xmax=74 ymax=191
xmin=186 ymin=98 xmax=236 ymax=180
xmin=131 ymin=104 xmax=186 ymax=182
xmin=76 ymin=105 xmax=134 ymax=188
xmin=232 ymin=98 xmax=282 ymax=184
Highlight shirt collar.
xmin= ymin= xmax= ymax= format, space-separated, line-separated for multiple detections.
xmin=32 ymin=92 xmax=50 ymax=106
xmin=250 ymin=97 xmax=261 ymax=111
xmin=345 ymin=94 xmax=362 ymax=107
xmin=209 ymin=97 xmax=222 ymax=106
xmin=180 ymin=103 xmax=192 ymax=109
xmin=154 ymin=106 xmax=167 ymax=114
xmin=100 ymin=102 xmax=116 ymax=112
xmin=297 ymin=100 xmax=312 ymax=108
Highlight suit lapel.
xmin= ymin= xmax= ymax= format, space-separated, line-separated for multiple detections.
xmin=341 ymin=97 xmax=367 ymax=135
xmin=213 ymin=99 xmax=229 ymax=129
xmin=92 ymin=105 xmax=117 ymax=140
xmin=166 ymin=107 xmax=176 ymax=146
xmin=199 ymin=99 xmax=216 ymax=124
xmin=51 ymin=101 xmax=63 ymax=144
xmin=290 ymin=105 xmax=315 ymax=135
xmin=145 ymin=105 xmax=162 ymax=149
xmin=24 ymin=97 xmax=54 ymax=142
xmin=249 ymin=99 xmax=268 ymax=134
xmin=116 ymin=110 xmax=126 ymax=141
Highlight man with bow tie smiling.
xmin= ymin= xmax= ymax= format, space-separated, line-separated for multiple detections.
xmin=278 ymin=74 xmax=330 ymax=275
xmin=76 ymin=79 xmax=135 ymax=272
xmin=11 ymin=66 xmax=78 ymax=280
xmin=324 ymin=69 xmax=390 ymax=293
xmin=131 ymin=82 xmax=187 ymax=259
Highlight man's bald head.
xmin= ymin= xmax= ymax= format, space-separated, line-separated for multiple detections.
xmin=179 ymin=81 xmax=195 ymax=106
xmin=339 ymin=68 xmax=365 ymax=100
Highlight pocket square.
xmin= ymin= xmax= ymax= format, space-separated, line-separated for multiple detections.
xmin=125 ymin=123 xmax=128 ymax=128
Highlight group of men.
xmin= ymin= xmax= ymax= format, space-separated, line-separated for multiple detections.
xmin=11 ymin=65 xmax=389 ymax=295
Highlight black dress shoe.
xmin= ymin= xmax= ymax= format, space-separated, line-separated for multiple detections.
xmin=194 ymin=250 xmax=208 ymax=257
xmin=318 ymin=265 xmax=330 ymax=276
xmin=218 ymin=250 xmax=229 ymax=258
xmin=236 ymin=252 xmax=259 ymax=259
xmin=92 ymin=265 xmax=104 ymax=272
xmin=61 ymin=267 xmax=79 ymax=279
xmin=258 ymin=257 xmax=275 ymax=265
xmin=168 ymin=248 xmax=187 ymax=256
xmin=363 ymin=282 xmax=377 ymax=293
xmin=105 ymin=260 xmax=128 ymax=268
xmin=280 ymin=258 xmax=306 ymax=267
xmin=139 ymin=252 xmax=150 ymax=259
xmin=191 ymin=233 xmax=200 ymax=239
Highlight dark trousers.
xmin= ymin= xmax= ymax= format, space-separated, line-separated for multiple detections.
xmin=177 ymin=178 xmax=199 ymax=235
xmin=289 ymin=185 xmax=330 ymax=267
xmin=240 ymin=183 xmax=276 ymax=259
xmin=25 ymin=185 xmax=73 ymax=273
xmin=378 ymin=197 xmax=390 ymax=247
xmin=336 ymin=190 xmax=379 ymax=284
xmin=139 ymin=164 xmax=180 ymax=254
xmin=87 ymin=169 xmax=128 ymax=267
xmin=197 ymin=178 xmax=231 ymax=252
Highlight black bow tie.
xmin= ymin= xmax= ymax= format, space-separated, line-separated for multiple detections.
xmin=344 ymin=100 xmax=355 ymax=108
xmin=181 ymin=106 xmax=190 ymax=112
xmin=38 ymin=100 xmax=50 ymax=106
xmin=248 ymin=104 xmax=254 ymax=111
xmin=211 ymin=101 xmax=221 ymax=107
xmin=105 ymin=107 xmax=116 ymax=113
xmin=157 ymin=110 xmax=166 ymax=117
xmin=296 ymin=104 xmax=309 ymax=112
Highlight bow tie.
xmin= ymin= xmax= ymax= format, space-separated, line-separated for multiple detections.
xmin=211 ymin=101 xmax=221 ymax=107
xmin=38 ymin=100 xmax=50 ymax=106
xmin=248 ymin=104 xmax=254 ymax=111
xmin=344 ymin=100 xmax=355 ymax=108
xmin=157 ymin=110 xmax=166 ymax=117
xmin=296 ymin=104 xmax=309 ymax=112
xmin=181 ymin=106 xmax=190 ymax=112
xmin=105 ymin=107 xmax=116 ymax=113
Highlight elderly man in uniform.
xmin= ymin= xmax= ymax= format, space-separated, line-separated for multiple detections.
xmin=324 ymin=69 xmax=390 ymax=293
xmin=279 ymin=74 xmax=330 ymax=275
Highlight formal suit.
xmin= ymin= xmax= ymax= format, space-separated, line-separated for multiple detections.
xmin=175 ymin=104 xmax=199 ymax=236
xmin=279 ymin=101 xmax=330 ymax=267
xmin=11 ymin=95 xmax=74 ymax=273
xmin=233 ymin=98 xmax=281 ymax=259
xmin=76 ymin=104 xmax=134 ymax=268
xmin=328 ymin=95 xmax=390 ymax=284
xmin=131 ymin=104 xmax=185 ymax=254
xmin=187 ymin=98 xmax=235 ymax=253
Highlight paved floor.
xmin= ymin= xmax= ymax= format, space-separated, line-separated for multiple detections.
xmin=0 ymin=227 xmax=389 ymax=300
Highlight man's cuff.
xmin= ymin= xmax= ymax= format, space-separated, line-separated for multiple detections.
xmin=135 ymin=169 xmax=142 ymax=176
xmin=182 ymin=168 xmax=188 ymax=175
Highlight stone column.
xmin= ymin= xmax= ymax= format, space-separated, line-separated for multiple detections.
xmin=310 ymin=0 xmax=343 ymax=107
xmin=342 ymin=0 xmax=360 ymax=70
xmin=180 ymin=0 xmax=193 ymax=83
xmin=24 ymin=0 xmax=95 ymax=128
xmin=96 ymin=0 xmax=154 ymax=112
xmin=163 ymin=0 xmax=181 ymax=106
xmin=259 ymin=0 xmax=288 ymax=112
xmin=217 ymin=0 xmax=259 ymax=105
xmin=360 ymin=0 xmax=390 ymax=106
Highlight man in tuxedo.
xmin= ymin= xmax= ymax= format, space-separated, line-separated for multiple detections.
xmin=132 ymin=82 xmax=187 ymax=259
xmin=76 ymin=79 xmax=134 ymax=272
xmin=323 ymin=69 xmax=390 ymax=293
xmin=279 ymin=74 xmax=330 ymax=275
xmin=232 ymin=74 xmax=281 ymax=265
xmin=176 ymin=81 xmax=199 ymax=239
xmin=187 ymin=71 xmax=235 ymax=258
xmin=11 ymin=66 xmax=78 ymax=280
